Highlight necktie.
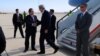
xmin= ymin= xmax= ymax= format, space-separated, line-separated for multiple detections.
xmin=31 ymin=16 xmax=35 ymax=22
xmin=80 ymin=13 xmax=83 ymax=19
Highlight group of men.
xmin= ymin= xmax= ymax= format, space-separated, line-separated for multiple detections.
xmin=12 ymin=5 xmax=59 ymax=54
xmin=12 ymin=3 xmax=92 ymax=56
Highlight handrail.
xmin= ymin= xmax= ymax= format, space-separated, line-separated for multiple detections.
xmin=92 ymin=7 xmax=100 ymax=15
xmin=56 ymin=6 xmax=79 ymax=38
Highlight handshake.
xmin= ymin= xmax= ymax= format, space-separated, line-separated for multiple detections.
xmin=32 ymin=23 xmax=37 ymax=27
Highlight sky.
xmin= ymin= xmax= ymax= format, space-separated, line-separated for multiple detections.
xmin=0 ymin=0 xmax=75 ymax=12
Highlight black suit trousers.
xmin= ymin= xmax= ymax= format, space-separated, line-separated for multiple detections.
xmin=25 ymin=31 xmax=36 ymax=50
xmin=39 ymin=31 xmax=58 ymax=53
xmin=14 ymin=24 xmax=24 ymax=38
xmin=76 ymin=32 xmax=89 ymax=56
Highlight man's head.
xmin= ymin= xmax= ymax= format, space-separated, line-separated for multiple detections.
xmin=50 ymin=9 xmax=54 ymax=15
xmin=16 ymin=9 xmax=19 ymax=13
xmin=24 ymin=11 xmax=26 ymax=13
xmin=80 ymin=3 xmax=87 ymax=12
xmin=39 ymin=5 xmax=45 ymax=13
xmin=28 ymin=8 xmax=34 ymax=15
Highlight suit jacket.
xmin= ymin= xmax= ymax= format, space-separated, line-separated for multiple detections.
xmin=0 ymin=26 xmax=6 ymax=53
xmin=24 ymin=15 xmax=40 ymax=33
xmin=75 ymin=12 xmax=92 ymax=34
xmin=12 ymin=13 xmax=23 ymax=26
xmin=50 ymin=15 xmax=56 ymax=30
xmin=40 ymin=10 xmax=51 ymax=33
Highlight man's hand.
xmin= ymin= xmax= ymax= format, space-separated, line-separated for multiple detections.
xmin=23 ymin=24 xmax=25 ymax=28
xmin=45 ymin=29 xmax=48 ymax=34
xmin=32 ymin=23 xmax=37 ymax=27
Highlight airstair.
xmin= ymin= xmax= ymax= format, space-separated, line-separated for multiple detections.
xmin=57 ymin=0 xmax=100 ymax=50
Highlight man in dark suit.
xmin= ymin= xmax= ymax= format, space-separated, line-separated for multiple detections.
xmin=0 ymin=26 xmax=6 ymax=56
xmin=12 ymin=9 xmax=24 ymax=38
xmin=23 ymin=8 xmax=40 ymax=52
xmin=49 ymin=9 xmax=56 ymax=43
xmin=23 ymin=11 xmax=27 ymax=20
xmin=37 ymin=5 xmax=59 ymax=54
xmin=75 ymin=3 xmax=92 ymax=56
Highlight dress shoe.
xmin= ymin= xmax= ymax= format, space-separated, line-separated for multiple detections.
xmin=53 ymin=47 xmax=59 ymax=54
xmin=37 ymin=52 xmax=45 ymax=54
xmin=32 ymin=48 xmax=37 ymax=51
xmin=23 ymin=49 xmax=28 ymax=53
